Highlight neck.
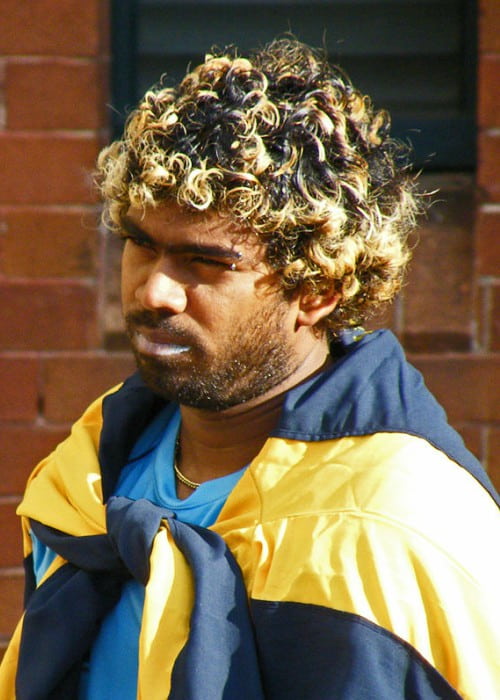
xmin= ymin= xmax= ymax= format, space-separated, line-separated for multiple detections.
xmin=175 ymin=340 xmax=331 ymax=496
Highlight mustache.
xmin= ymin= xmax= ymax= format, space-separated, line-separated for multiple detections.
xmin=125 ymin=310 xmax=196 ymax=342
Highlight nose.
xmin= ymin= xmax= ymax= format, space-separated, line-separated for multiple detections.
xmin=136 ymin=264 xmax=188 ymax=314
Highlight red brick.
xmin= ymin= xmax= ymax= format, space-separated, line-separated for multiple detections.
xmin=479 ymin=0 xmax=500 ymax=52
xmin=43 ymin=353 xmax=135 ymax=423
xmin=475 ymin=208 xmax=500 ymax=276
xmin=412 ymin=355 xmax=500 ymax=424
xmin=104 ymin=332 xmax=130 ymax=351
xmin=0 ymin=281 xmax=98 ymax=351
xmin=0 ymin=134 xmax=99 ymax=206
xmin=1 ymin=207 xmax=100 ymax=278
xmin=478 ymin=55 xmax=500 ymax=129
xmin=487 ymin=427 xmax=500 ymax=492
xmin=0 ymin=502 xmax=23 ymax=568
xmin=0 ymin=573 xmax=23 ymax=638
xmin=473 ymin=282 xmax=488 ymax=351
xmin=489 ymin=285 xmax=500 ymax=351
xmin=0 ymin=425 xmax=70 ymax=495
xmin=402 ymin=332 xmax=472 ymax=354
xmin=6 ymin=59 xmax=106 ymax=130
xmin=0 ymin=357 xmax=39 ymax=421
xmin=403 ymin=177 xmax=474 ymax=344
xmin=478 ymin=132 xmax=500 ymax=202
xmin=0 ymin=0 xmax=107 ymax=57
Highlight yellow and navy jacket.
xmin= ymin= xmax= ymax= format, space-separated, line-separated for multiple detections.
xmin=1 ymin=329 xmax=499 ymax=699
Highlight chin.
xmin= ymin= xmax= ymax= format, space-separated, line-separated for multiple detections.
xmin=135 ymin=358 xmax=268 ymax=411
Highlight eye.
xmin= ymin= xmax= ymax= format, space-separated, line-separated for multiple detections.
xmin=189 ymin=256 xmax=237 ymax=271
xmin=121 ymin=232 xmax=157 ymax=253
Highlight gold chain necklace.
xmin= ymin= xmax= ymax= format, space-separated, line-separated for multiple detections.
xmin=174 ymin=434 xmax=201 ymax=490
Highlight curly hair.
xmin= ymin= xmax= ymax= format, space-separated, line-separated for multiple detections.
xmin=96 ymin=37 xmax=422 ymax=331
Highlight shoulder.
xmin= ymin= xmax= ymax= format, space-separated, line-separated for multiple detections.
xmin=253 ymin=431 xmax=497 ymax=526
xmin=219 ymin=432 xmax=500 ymax=700
xmin=218 ymin=430 xmax=500 ymax=617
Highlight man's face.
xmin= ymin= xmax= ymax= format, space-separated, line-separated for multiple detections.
xmin=121 ymin=202 xmax=303 ymax=410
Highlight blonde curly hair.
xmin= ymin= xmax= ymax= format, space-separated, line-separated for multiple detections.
xmin=96 ymin=37 xmax=421 ymax=331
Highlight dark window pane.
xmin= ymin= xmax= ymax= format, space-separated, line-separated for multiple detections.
xmin=111 ymin=0 xmax=476 ymax=169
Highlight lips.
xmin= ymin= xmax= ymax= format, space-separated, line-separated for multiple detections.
xmin=133 ymin=328 xmax=190 ymax=358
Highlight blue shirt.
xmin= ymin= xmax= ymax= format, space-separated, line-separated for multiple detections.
xmin=32 ymin=404 xmax=247 ymax=699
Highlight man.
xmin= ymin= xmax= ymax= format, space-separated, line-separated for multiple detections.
xmin=1 ymin=38 xmax=499 ymax=699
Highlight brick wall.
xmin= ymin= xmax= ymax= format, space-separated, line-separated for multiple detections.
xmin=0 ymin=0 xmax=135 ymax=658
xmin=473 ymin=0 xmax=500 ymax=479
xmin=0 ymin=0 xmax=499 ymax=658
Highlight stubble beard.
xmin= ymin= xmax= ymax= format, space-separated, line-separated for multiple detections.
xmin=126 ymin=303 xmax=298 ymax=411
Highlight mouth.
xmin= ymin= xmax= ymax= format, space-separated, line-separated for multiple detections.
xmin=133 ymin=330 xmax=190 ymax=358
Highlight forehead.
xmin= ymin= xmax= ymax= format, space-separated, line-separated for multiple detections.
xmin=125 ymin=202 xmax=263 ymax=253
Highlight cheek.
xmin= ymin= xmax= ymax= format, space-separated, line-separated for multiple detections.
xmin=183 ymin=289 xmax=226 ymax=329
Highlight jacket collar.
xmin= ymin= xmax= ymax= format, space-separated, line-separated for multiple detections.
xmin=99 ymin=329 xmax=497 ymax=505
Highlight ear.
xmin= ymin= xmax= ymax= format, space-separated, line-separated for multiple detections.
xmin=296 ymin=289 xmax=340 ymax=328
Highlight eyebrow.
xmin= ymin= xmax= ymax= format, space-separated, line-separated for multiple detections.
xmin=120 ymin=215 xmax=243 ymax=261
